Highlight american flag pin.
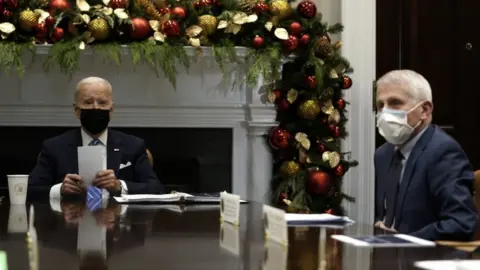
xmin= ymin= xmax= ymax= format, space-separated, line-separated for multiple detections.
xmin=114 ymin=148 xmax=120 ymax=151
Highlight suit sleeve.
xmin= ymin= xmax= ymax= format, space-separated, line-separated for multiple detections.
xmin=28 ymin=141 xmax=58 ymax=199
xmin=122 ymin=140 xmax=164 ymax=194
xmin=410 ymin=142 xmax=478 ymax=241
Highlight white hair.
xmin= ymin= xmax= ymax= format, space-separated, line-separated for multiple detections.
xmin=377 ymin=70 xmax=432 ymax=103
xmin=75 ymin=76 xmax=112 ymax=100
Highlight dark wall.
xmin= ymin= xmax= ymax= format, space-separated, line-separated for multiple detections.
xmin=0 ymin=127 xmax=232 ymax=194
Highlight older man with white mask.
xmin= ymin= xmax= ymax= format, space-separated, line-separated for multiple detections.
xmin=374 ymin=70 xmax=477 ymax=241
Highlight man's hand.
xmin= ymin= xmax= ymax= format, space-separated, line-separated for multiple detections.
xmin=61 ymin=174 xmax=86 ymax=196
xmin=92 ymin=170 xmax=121 ymax=193
xmin=61 ymin=202 xmax=86 ymax=225
xmin=375 ymin=221 xmax=398 ymax=233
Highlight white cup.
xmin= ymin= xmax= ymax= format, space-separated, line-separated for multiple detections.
xmin=7 ymin=174 xmax=29 ymax=205
xmin=8 ymin=204 xmax=28 ymax=233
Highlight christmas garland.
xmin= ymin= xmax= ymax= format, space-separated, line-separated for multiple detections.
xmin=0 ymin=0 xmax=357 ymax=214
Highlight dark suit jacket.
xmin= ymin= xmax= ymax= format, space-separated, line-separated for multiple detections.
xmin=28 ymin=129 xmax=163 ymax=198
xmin=375 ymin=125 xmax=478 ymax=241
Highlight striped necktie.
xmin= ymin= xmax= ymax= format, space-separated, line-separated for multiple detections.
xmin=87 ymin=138 xmax=103 ymax=211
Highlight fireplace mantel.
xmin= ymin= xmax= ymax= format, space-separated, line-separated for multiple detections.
xmin=0 ymin=46 xmax=276 ymax=203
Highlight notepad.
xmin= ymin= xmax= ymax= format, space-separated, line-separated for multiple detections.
xmin=285 ymin=213 xmax=354 ymax=226
xmin=414 ymin=260 xmax=480 ymax=270
xmin=114 ymin=192 xmax=247 ymax=204
xmin=331 ymin=234 xmax=436 ymax=248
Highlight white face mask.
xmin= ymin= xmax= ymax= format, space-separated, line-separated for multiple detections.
xmin=376 ymin=102 xmax=423 ymax=145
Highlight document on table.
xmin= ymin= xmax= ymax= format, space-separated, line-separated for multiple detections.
xmin=414 ymin=260 xmax=480 ymax=270
xmin=331 ymin=234 xmax=436 ymax=248
xmin=0 ymin=251 xmax=7 ymax=270
xmin=78 ymin=146 xmax=104 ymax=186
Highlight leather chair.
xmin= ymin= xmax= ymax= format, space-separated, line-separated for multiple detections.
xmin=146 ymin=149 xmax=154 ymax=167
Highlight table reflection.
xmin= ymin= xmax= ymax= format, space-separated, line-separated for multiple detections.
xmin=0 ymin=201 xmax=474 ymax=270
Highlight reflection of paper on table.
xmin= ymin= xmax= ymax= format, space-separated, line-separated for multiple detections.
xmin=77 ymin=211 xmax=106 ymax=258
xmin=78 ymin=146 xmax=104 ymax=186
xmin=263 ymin=240 xmax=288 ymax=270
xmin=331 ymin=234 xmax=436 ymax=248
xmin=219 ymin=222 xmax=240 ymax=256
xmin=414 ymin=260 xmax=480 ymax=270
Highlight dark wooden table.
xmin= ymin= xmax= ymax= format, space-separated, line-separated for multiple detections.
xmin=0 ymin=200 xmax=474 ymax=270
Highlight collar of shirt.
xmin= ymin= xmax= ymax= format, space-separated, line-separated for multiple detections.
xmin=81 ymin=128 xmax=108 ymax=146
xmin=396 ymin=124 xmax=428 ymax=161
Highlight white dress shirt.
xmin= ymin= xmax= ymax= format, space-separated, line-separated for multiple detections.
xmin=49 ymin=128 xmax=128 ymax=199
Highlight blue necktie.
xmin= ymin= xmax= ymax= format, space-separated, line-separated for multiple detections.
xmin=87 ymin=138 xmax=103 ymax=211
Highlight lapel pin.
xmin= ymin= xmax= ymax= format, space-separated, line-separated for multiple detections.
xmin=114 ymin=149 xmax=120 ymax=152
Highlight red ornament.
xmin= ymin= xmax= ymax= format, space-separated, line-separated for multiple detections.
xmin=162 ymin=20 xmax=180 ymax=36
xmin=34 ymin=22 xmax=48 ymax=38
xmin=48 ymin=0 xmax=70 ymax=13
xmin=328 ymin=124 xmax=336 ymax=133
xmin=1 ymin=9 xmax=13 ymax=22
xmin=5 ymin=0 xmax=18 ymax=9
xmin=273 ymin=89 xmax=281 ymax=100
xmin=194 ymin=0 xmax=211 ymax=9
xmin=108 ymin=0 xmax=127 ymax=9
xmin=316 ymin=143 xmax=325 ymax=153
xmin=50 ymin=27 xmax=64 ymax=43
xmin=129 ymin=17 xmax=151 ymax=40
xmin=334 ymin=164 xmax=345 ymax=177
xmin=342 ymin=75 xmax=352 ymax=89
xmin=171 ymin=6 xmax=186 ymax=19
xmin=281 ymin=192 xmax=288 ymax=199
xmin=45 ymin=15 xmax=55 ymax=30
xmin=308 ymin=170 xmax=330 ymax=195
xmin=269 ymin=127 xmax=291 ymax=149
xmin=297 ymin=0 xmax=317 ymax=19
xmin=278 ymin=99 xmax=289 ymax=111
xmin=326 ymin=208 xmax=334 ymax=215
xmin=336 ymin=98 xmax=345 ymax=110
xmin=283 ymin=35 xmax=298 ymax=51
xmin=289 ymin=21 xmax=301 ymax=36
xmin=305 ymin=75 xmax=317 ymax=89
xmin=158 ymin=7 xmax=170 ymax=15
xmin=300 ymin=34 xmax=309 ymax=45
xmin=253 ymin=2 xmax=268 ymax=14
xmin=333 ymin=126 xmax=341 ymax=137
xmin=252 ymin=35 xmax=264 ymax=48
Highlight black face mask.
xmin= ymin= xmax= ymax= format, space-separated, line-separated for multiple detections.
xmin=79 ymin=109 xmax=110 ymax=134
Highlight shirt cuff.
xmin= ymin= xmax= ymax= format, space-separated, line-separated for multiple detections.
xmin=119 ymin=180 xmax=128 ymax=195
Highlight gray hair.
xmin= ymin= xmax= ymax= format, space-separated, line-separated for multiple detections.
xmin=75 ymin=76 xmax=112 ymax=101
xmin=377 ymin=70 xmax=432 ymax=103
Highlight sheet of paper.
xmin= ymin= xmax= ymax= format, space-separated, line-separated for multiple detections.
xmin=285 ymin=213 xmax=354 ymax=226
xmin=219 ymin=222 xmax=240 ymax=256
xmin=0 ymin=251 xmax=7 ymax=270
xmin=78 ymin=146 xmax=104 ymax=186
xmin=414 ymin=260 xmax=480 ymax=270
xmin=220 ymin=192 xmax=241 ymax=226
xmin=263 ymin=205 xmax=288 ymax=246
xmin=331 ymin=234 xmax=436 ymax=248
xmin=77 ymin=211 xmax=106 ymax=258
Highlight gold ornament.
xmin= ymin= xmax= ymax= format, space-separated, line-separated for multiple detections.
xmin=315 ymin=35 xmax=332 ymax=58
xmin=322 ymin=151 xmax=341 ymax=168
xmin=198 ymin=15 xmax=218 ymax=36
xmin=88 ymin=18 xmax=110 ymax=41
xmin=328 ymin=109 xmax=341 ymax=124
xmin=135 ymin=0 xmax=163 ymax=21
xmin=321 ymin=99 xmax=335 ymax=115
xmin=19 ymin=9 xmax=39 ymax=32
xmin=280 ymin=160 xmax=301 ymax=178
xmin=298 ymin=100 xmax=321 ymax=120
xmin=270 ymin=0 xmax=292 ymax=19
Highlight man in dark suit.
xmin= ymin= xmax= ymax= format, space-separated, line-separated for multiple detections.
xmin=28 ymin=76 xmax=163 ymax=199
xmin=374 ymin=70 xmax=478 ymax=241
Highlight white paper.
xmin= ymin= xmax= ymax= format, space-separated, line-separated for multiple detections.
xmin=78 ymin=146 xmax=104 ymax=186
xmin=263 ymin=205 xmax=288 ymax=246
xmin=77 ymin=211 xmax=106 ymax=258
xmin=285 ymin=213 xmax=354 ymax=225
xmin=414 ymin=260 xmax=480 ymax=270
xmin=114 ymin=193 xmax=192 ymax=203
xmin=220 ymin=192 xmax=241 ymax=226
xmin=331 ymin=234 xmax=436 ymax=248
